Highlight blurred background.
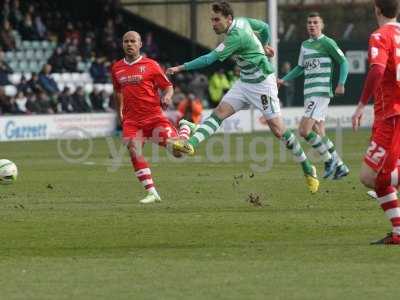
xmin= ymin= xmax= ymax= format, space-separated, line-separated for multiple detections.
xmin=0 ymin=0 xmax=375 ymax=137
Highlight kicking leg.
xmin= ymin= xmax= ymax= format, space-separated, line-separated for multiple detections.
xmin=172 ymin=102 xmax=234 ymax=155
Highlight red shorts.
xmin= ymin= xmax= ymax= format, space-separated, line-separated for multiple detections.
xmin=364 ymin=117 xmax=400 ymax=172
xmin=122 ymin=117 xmax=178 ymax=147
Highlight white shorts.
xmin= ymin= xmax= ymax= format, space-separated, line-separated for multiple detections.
xmin=221 ymin=73 xmax=281 ymax=120
xmin=304 ymin=97 xmax=330 ymax=121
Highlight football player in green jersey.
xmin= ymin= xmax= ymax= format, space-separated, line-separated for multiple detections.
xmin=278 ymin=12 xmax=350 ymax=180
xmin=167 ymin=1 xmax=319 ymax=193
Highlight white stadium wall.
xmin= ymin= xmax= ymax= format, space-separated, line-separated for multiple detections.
xmin=0 ymin=113 xmax=117 ymax=142
xmin=0 ymin=105 xmax=373 ymax=142
xmin=202 ymin=105 xmax=374 ymax=133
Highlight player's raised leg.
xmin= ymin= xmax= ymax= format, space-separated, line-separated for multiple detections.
xmin=172 ymin=101 xmax=234 ymax=155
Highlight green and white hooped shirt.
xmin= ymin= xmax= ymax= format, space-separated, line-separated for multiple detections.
xmin=298 ymin=34 xmax=346 ymax=99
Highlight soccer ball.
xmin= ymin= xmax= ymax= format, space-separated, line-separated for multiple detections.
xmin=0 ymin=159 xmax=18 ymax=184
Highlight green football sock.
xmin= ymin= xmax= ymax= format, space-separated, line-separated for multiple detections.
xmin=322 ymin=136 xmax=343 ymax=166
xmin=305 ymin=132 xmax=331 ymax=162
xmin=282 ymin=130 xmax=313 ymax=174
xmin=188 ymin=112 xmax=222 ymax=148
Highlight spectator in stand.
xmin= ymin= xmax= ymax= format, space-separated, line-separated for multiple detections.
xmin=80 ymin=36 xmax=95 ymax=61
xmin=114 ymin=13 xmax=125 ymax=36
xmin=64 ymin=21 xmax=80 ymax=42
xmin=105 ymin=39 xmax=120 ymax=61
xmin=17 ymin=75 xmax=29 ymax=93
xmin=71 ymin=86 xmax=90 ymax=112
xmin=0 ymin=20 xmax=16 ymax=51
xmin=38 ymin=64 xmax=59 ymax=95
xmin=100 ymin=19 xmax=119 ymax=58
xmin=57 ymin=87 xmax=73 ymax=113
xmin=15 ymin=90 xmax=27 ymax=113
xmin=188 ymin=72 xmax=208 ymax=104
xmin=27 ymin=73 xmax=42 ymax=93
xmin=208 ymin=68 xmax=230 ymax=108
xmin=90 ymin=56 xmax=109 ymax=83
xmin=101 ymin=19 xmax=115 ymax=49
xmin=71 ymin=37 xmax=80 ymax=53
xmin=171 ymin=85 xmax=186 ymax=108
xmin=1 ymin=0 xmax=11 ymax=23
xmin=89 ymin=87 xmax=105 ymax=111
xmin=0 ymin=50 xmax=13 ymax=85
xmin=25 ymin=90 xmax=41 ymax=114
xmin=0 ymin=87 xmax=20 ymax=114
xmin=36 ymin=90 xmax=54 ymax=114
xmin=48 ymin=47 xmax=65 ymax=72
xmin=101 ymin=90 xmax=113 ymax=112
xmin=172 ymin=71 xmax=191 ymax=92
xmin=19 ymin=14 xmax=39 ymax=40
xmin=0 ymin=86 xmax=8 ymax=114
xmin=63 ymin=44 xmax=79 ymax=72
xmin=26 ymin=3 xmax=36 ymax=17
xmin=9 ymin=0 xmax=23 ymax=29
xmin=142 ymin=32 xmax=159 ymax=59
xmin=178 ymin=93 xmax=203 ymax=124
xmin=34 ymin=15 xmax=47 ymax=40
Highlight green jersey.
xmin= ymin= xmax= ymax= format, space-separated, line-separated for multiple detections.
xmin=298 ymin=35 xmax=346 ymax=99
xmin=213 ymin=17 xmax=274 ymax=84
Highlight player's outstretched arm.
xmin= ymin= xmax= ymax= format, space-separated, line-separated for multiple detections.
xmin=166 ymin=51 xmax=219 ymax=75
xmin=278 ymin=65 xmax=304 ymax=88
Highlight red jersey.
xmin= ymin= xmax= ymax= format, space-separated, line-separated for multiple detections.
xmin=368 ymin=22 xmax=400 ymax=121
xmin=111 ymin=56 xmax=172 ymax=125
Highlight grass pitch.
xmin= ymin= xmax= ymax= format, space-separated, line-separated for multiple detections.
xmin=1 ymin=130 xmax=399 ymax=300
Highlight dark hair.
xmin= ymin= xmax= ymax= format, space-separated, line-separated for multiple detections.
xmin=212 ymin=1 xmax=234 ymax=18
xmin=375 ymin=0 xmax=399 ymax=18
xmin=307 ymin=12 xmax=322 ymax=19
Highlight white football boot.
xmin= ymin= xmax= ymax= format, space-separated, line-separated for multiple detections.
xmin=139 ymin=191 xmax=162 ymax=204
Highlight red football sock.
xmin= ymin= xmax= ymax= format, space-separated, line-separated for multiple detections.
xmin=130 ymin=151 xmax=156 ymax=193
xmin=178 ymin=124 xmax=191 ymax=140
xmin=376 ymin=186 xmax=400 ymax=234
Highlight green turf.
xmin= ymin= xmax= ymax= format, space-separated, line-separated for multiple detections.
xmin=0 ymin=130 xmax=398 ymax=300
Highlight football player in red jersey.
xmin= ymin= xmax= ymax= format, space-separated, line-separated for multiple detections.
xmin=111 ymin=31 xmax=193 ymax=204
xmin=352 ymin=0 xmax=400 ymax=244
